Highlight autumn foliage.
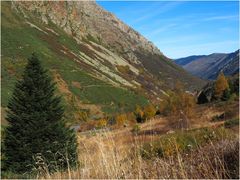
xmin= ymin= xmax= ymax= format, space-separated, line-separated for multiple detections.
xmin=214 ymin=72 xmax=229 ymax=99
xmin=115 ymin=114 xmax=127 ymax=127
xmin=134 ymin=104 xmax=156 ymax=123
xmin=134 ymin=105 xmax=145 ymax=123
xmin=143 ymin=104 xmax=156 ymax=120
xmin=97 ymin=118 xmax=108 ymax=128
xmin=159 ymin=82 xmax=196 ymax=129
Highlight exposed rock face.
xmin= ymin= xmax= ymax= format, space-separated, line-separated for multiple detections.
xmin=197 ymin=82 xmax=215 ymax=104
xmin=12 ymin=1 xmax=162 ymax=62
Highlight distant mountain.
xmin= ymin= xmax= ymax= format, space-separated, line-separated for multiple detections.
xmin=175 ymin=50 xmax=239 ymax=80
xmin=175 ymin=55 xmax=206 ymax=66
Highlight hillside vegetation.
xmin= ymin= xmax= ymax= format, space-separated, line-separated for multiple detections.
xmin=1 ymin=1 xmax=205 ymax=124
xmin=1 ymin=1 xmax=238 ymax=179
xmin=1 ymin=2 xmax=148 ymax=122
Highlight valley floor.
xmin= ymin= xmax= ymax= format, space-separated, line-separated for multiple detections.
xmin=45 ymin=100 xmax=239 ymax=179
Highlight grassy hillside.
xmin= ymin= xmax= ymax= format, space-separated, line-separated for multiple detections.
xmin=1 ymin=2 xmax=148 ymax=123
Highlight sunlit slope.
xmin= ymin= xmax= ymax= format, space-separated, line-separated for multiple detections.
xmin=1 ymin=2 xmax=148 ymax=121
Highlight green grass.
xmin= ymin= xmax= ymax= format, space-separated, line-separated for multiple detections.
xmin=224 ymin=118 xmax=239 ymax=128
xmin=1 ymin=2 xmax=148 ymax=120
xmin=141 ymin=127 xmax=235 ymax=158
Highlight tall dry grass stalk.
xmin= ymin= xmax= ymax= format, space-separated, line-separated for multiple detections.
xmin=37 ymin=129 xmax=238 ymax=179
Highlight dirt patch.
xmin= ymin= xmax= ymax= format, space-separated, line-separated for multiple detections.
xmin=72 ymin=81 xmax=81 ymax=89
xmin=51 ymin=70 xmax=72 ymax=96
xmin=51 ymin=70 xmax=103 ymax=118
xmin=1 ymin=107 xmax=8 ymax=125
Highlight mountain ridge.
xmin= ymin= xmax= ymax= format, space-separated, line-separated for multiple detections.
xmin=2 ymin=1 xmax=204 ymax=123
xmin=175 ymin=50 xmax=239 ymax=80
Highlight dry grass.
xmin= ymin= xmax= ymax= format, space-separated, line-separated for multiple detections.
xmin=2 ymin=103 xmax=239 ymax=179
xmin=37 ymin=126 xmax=238 ymax=179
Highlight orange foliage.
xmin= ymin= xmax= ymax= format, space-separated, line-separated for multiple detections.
xmin=115 ymin=114 xmax=127 ymax=127
xmin=159 ymin=86 xmax=196 ymax=119
xmin=97 ymin=118 xmax=107 ymax=128
xmin=214 ymin=72 xmax=229 ymax=98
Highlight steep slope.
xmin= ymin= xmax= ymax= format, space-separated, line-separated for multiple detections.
xmin=1 ymin=1 xmax=204 ymax=123
xmin=175 ymin=55 xmax=206 ymax=66
xmin=175 ymin=50 xmax=239 ymax=80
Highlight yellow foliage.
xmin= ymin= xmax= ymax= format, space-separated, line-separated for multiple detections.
xmin=77 ymin=111 xmax=88 ymax=122
xmin=135 ymin=105 xmax=144 ymax=117
xmin=116 ymin=65 xmax=131 ymax=74
xmin=214 ymin=72 xmax=229 ymax=98
xmin=143 ymin=104 xmax=156 ymax=120
xmin=115 ymin=114 xmax=127 ymax=126
xmin=97 ymin=118 xmax=107 ymax=128
xmin=159 ymin=89 xmax=195 ymax=119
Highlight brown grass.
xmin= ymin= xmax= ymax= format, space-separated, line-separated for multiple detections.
xmin=37 ymin=119 xmax=239 ymax=179
xmin=4 ymin=100 xmax=239 ymax=179
xmin=37 ymin=133 xmax=238 ymax=179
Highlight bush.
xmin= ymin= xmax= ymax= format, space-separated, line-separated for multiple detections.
xmin=96 ymin=118 xmax=108 ymax=129
xmin=115 ymin=114 xmax=127 ymax=127
xmin=131 ymin=124 xmax=141 ymax=135
xmin=134 ymin=105 xmax=145 ymax=123
xmin=116 ymin=65 xmax=132 ymax=74
xmin=143 ymin=104 xmax=156 ymax=120
xmin=224 ymin=119 xmax=239 ymax=128
xmin=211 ymin=113 xmax=225 ymax=122
xmin=221 ymin=88 xmax=231 ymax=101
xmin=159 ymin=90 xmax=196 ymax=117
xmin=77 ymin=111 xmax=89 ymax=122
xmin=229 ymin=93 xmax=238 ymax=102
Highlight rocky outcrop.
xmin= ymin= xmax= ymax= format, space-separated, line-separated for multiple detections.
xmin=197 ymin=82 xmax=215 ymax=104
xmin=12 ymin=1 xmax=162 ymax=63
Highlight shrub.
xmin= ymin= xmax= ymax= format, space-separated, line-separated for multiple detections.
xmin=115 ymin=114 xmax=127 ymax=127
xmin=97 ymin=118 xmax=108 ymax=129
xmin=131 ymin=124 xmax=141 ymax=135
xmin=224 ymin=119 xmax=239 ymax=128
xmin=221 ymin=88 xmax=231 ymax=101
xmin=77 ymin=111 xmax=89 ymax=122
xmin=134 ymin=105 xmax=145 ymax=123
xmin=116 ymin=65 xmax=131 ymax=74
xmin=211 ymin=113 xmax=225 ymax=122
xmin=159 ymin=88 xmax=196 ymax=128
xmin=143 ymin=104 xmax=156 ymax=120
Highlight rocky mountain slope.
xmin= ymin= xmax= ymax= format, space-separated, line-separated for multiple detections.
xmin=175 ymin=55 xmax=206 ymax=66
xmin=1 ymin=1 xmax=204 ymax=123
xmin=175 ymin=50 xmax=239 ymax=80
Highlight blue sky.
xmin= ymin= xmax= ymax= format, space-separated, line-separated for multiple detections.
xmin=97 ymin=1 xmax=239 ymax=59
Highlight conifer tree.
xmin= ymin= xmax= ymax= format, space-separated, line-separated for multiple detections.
xmin=3 ymin=54 xmax=78 ymax=174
